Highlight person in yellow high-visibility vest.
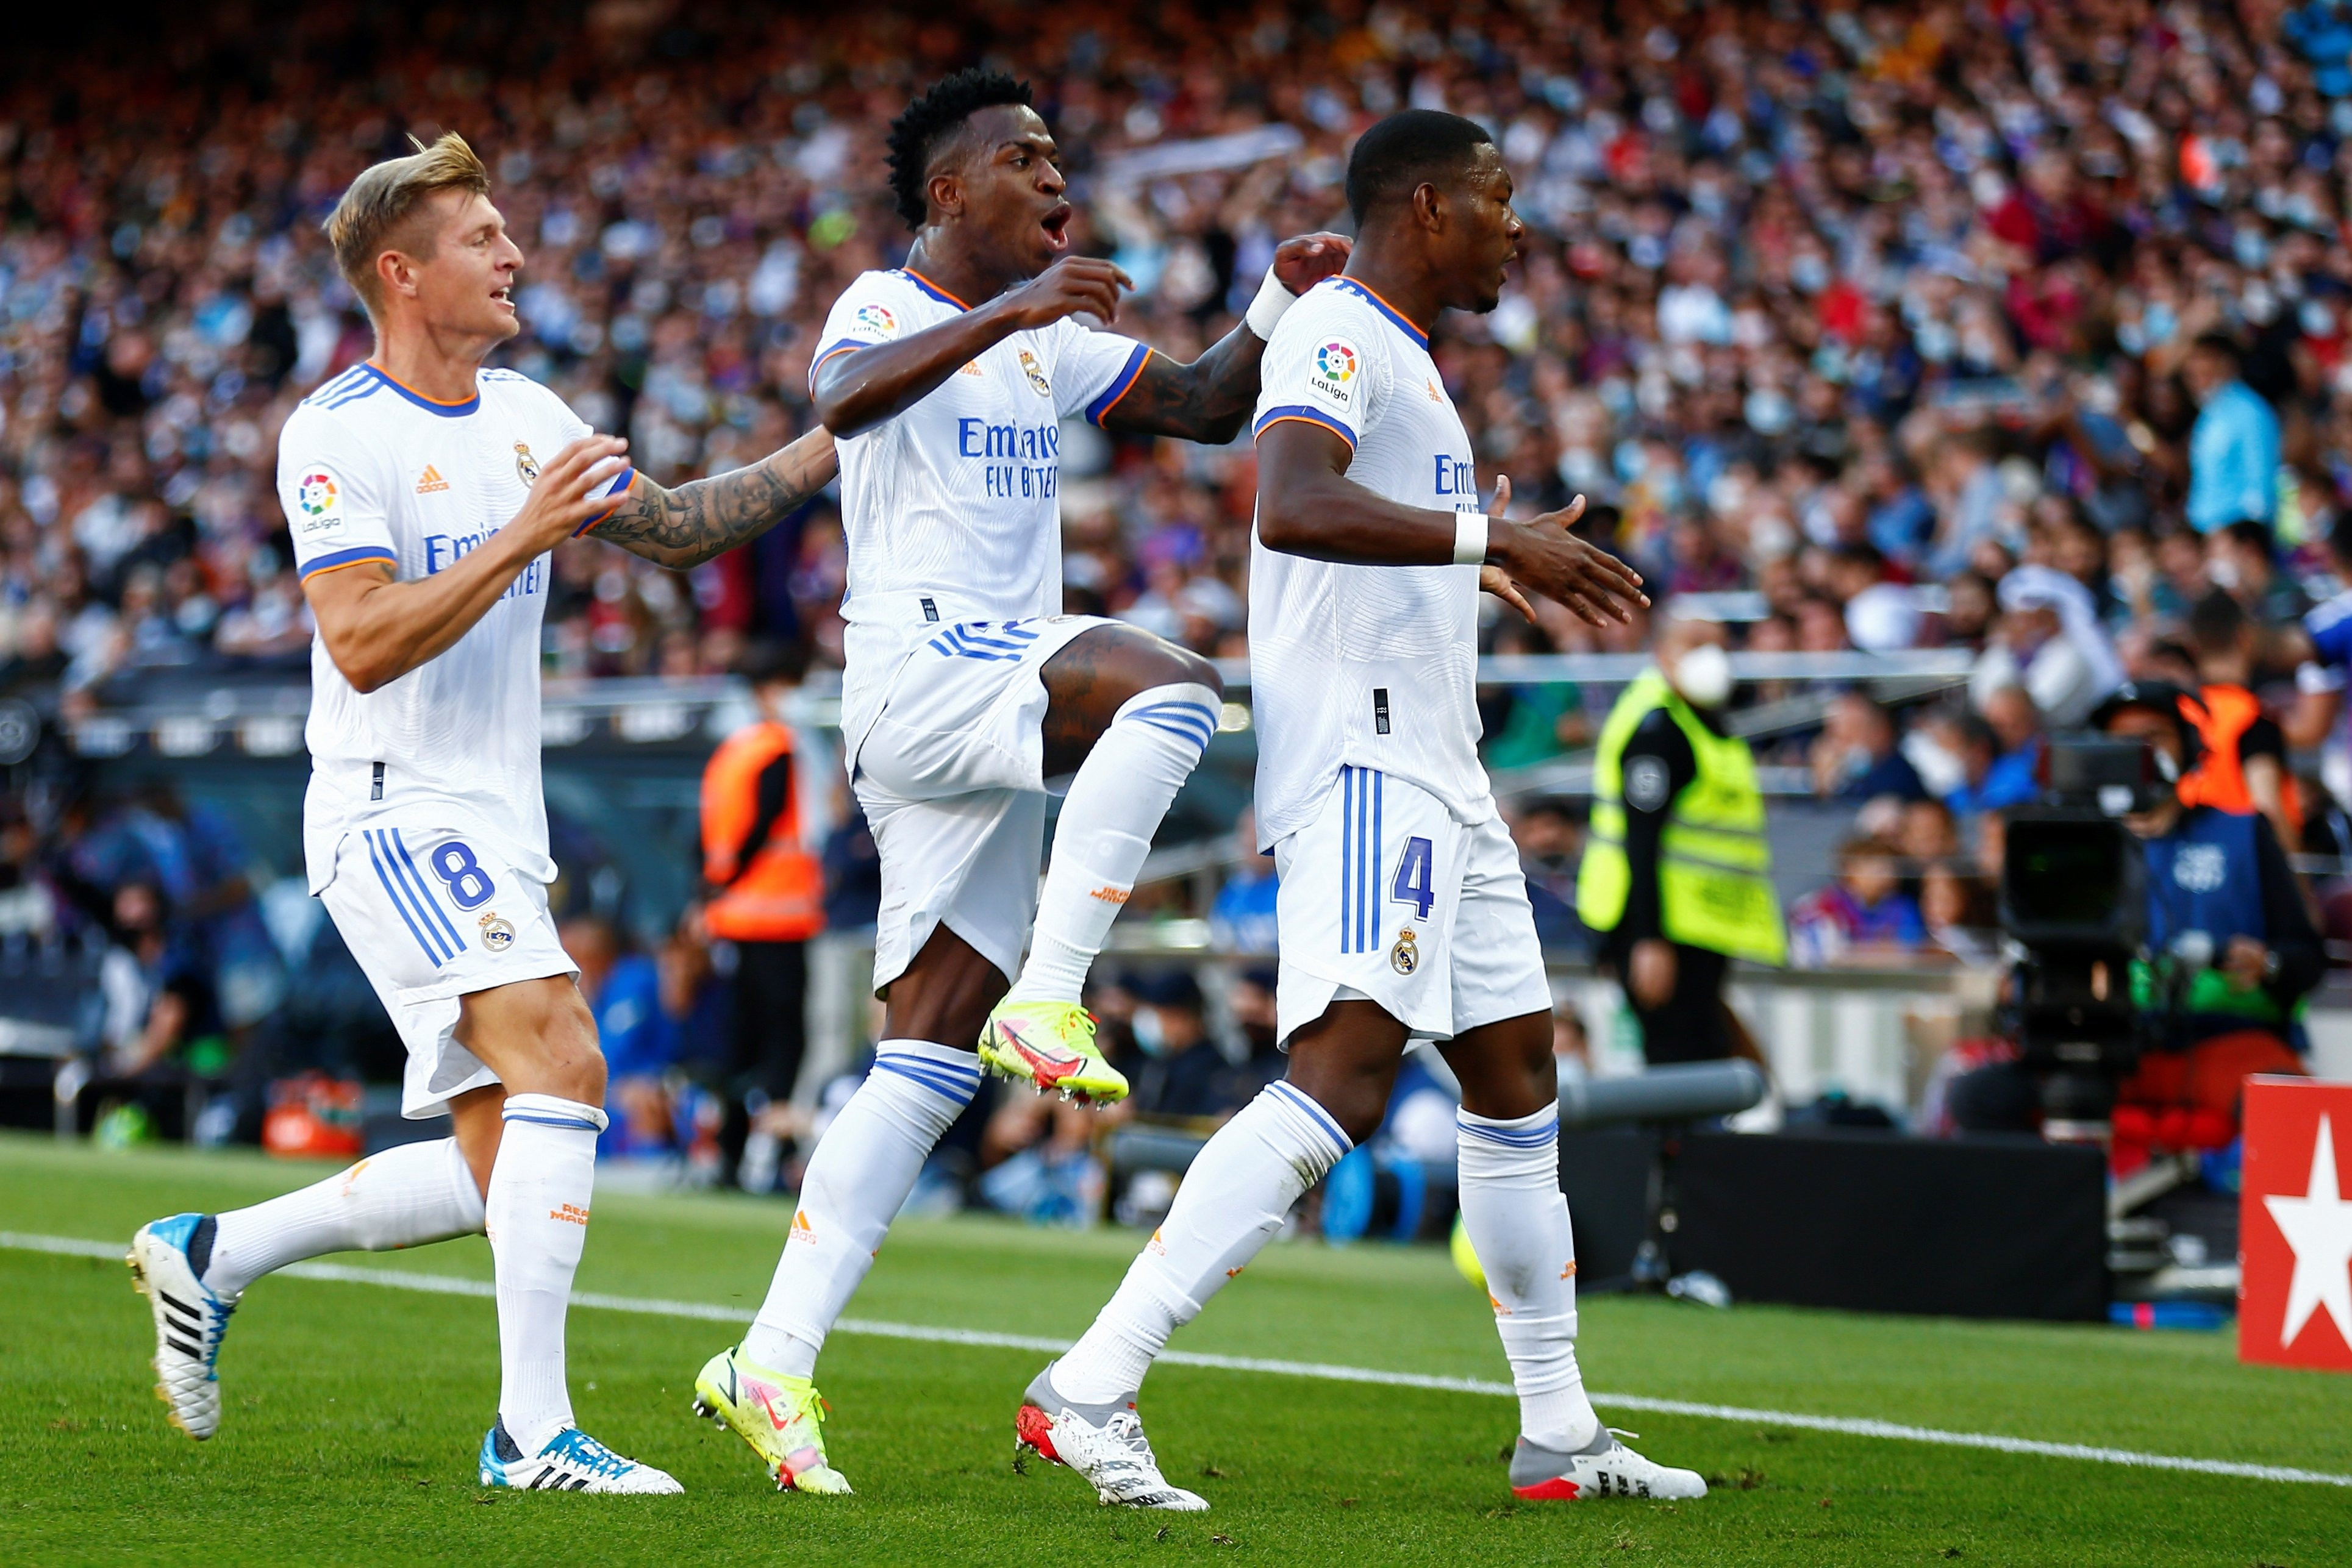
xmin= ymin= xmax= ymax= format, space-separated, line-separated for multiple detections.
xmin=1577 ymin=615 xmax=1784 ymax=1063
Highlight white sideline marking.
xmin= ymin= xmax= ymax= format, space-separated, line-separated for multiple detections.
xmin=14 ymin=1228 xmax=2348 ymax=1489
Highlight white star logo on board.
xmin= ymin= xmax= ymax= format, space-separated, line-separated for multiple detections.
xmin=2261 ymin=1114 xmax=2352 ymax=1350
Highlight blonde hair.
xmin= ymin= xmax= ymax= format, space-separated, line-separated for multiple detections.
xmin=324 ymin=132 xmax=492 ymax=317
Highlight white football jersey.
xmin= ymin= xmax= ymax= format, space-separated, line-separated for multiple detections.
xmin=1247 ymin=277 xmax=1489 ymax=847
xmin=276 ymin=363 xmax=633 ymax=893
xmin=812 ymin=268 xmax=1153 ymax=758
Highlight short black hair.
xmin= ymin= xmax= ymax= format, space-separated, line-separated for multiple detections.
xmin=1343 ymin=109 xmax=1495 ymax=226
xmin=2186 ymin=587 xmax=2248 ymax=654
xmin=739 ymin=637 xmax=807 ymax=688
xmin=2190 ymin=330 xmax=2242 ymax=366
xmin=886 ymin=68 xmax=1034 ymax=230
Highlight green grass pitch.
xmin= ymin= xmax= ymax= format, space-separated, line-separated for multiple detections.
xmin=2 ymin=1132 xmax=2347 ymax=1566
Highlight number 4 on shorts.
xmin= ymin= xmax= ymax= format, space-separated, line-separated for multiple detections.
xmin=1390 ymin=835 xmax=1435 ymax=921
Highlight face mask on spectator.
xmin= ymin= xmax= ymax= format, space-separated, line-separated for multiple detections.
xmin=1671 ymin=641 xmax=1734 ymax=708
xmin=1132 ymin=1006 xmax=1171 ymax=1057
xmin=1744 ymin=387 xmax=1794 ymax=434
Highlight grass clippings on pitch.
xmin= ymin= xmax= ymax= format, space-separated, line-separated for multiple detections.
xmin=1 ymin=1133 xmax=2347 ymax=1566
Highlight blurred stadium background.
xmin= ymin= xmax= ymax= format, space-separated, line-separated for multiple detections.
xmin=5 ymin=0 xmax=2352 ymax=1320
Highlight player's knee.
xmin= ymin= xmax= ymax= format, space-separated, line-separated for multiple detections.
xmin=1157 ymin=644 xmax=1223 ymax=701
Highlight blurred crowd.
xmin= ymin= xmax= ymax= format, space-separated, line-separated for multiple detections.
xmin=0 ymin=1 xmax=2345 ymax=707
xmin=13 ymin=0 xmax=2352 ymax=1179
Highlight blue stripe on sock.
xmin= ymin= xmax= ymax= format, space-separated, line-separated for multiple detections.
xmin=1373 ymin=769 xmax=1384 ymax=938
xmin=1269 ymin=1081 xmax=1351 ymax=1159
xmin=874 ymin=1051 xmax=982 ymax=1088
xmin=1128 ymin=703 xmax=1218 ymax=747
xmin=873 ymin=1057 xmax=980 ymax=1106
xmin=365 ymin=831 xmax=444 ymax=966
xmin=393 ymin=829 xmax=466 ymax=953
xmin=503 ymin=1111 xmax=602 ymax=1131
xmin=1457 ymin=1113 xmax=1560 ymax=1147
xmin=1133 ymin=716 xmax=1214 ymax=752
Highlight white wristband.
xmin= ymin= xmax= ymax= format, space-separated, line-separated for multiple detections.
xmin=1245 ymin=267 xmax=1296 ymax=340
xmin=1453 ymin=511 xmax=1490 ymax=567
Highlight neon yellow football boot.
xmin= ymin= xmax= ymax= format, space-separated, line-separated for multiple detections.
xmin=978 ymin=1000 xmax=1130 ymax=1103
xmin=691 ymin=1345 xmax=851 ymax=1494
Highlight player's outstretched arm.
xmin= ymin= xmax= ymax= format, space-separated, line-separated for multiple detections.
xmin=306 ymin=437 xmax=630 ymax=693
xmin=1098 ymin=234 xmax=1349 ymax=443
xmin=588 ymin=425 xmax=838 ymax=570
xmin=813 ymin=257 xmax=1128 ymax=437
xmin=1255 ymin=422 xmax=1647 ymax=627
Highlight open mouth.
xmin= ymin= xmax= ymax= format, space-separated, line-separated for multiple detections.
xmin=1040 ymin=205 xmax=1072 ymax=250
xmin=492 ymin=285 xmax=515 ymax=310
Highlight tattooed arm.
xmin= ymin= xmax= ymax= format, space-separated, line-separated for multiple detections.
xmin=1098 ymin=232 xmax=1350 ymax=444
xmin=587 ymin=426 xmax=838 ymax=569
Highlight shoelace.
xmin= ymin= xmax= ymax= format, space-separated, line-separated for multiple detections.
xmin=550 ymin=1431 xmax=635 ymax=1479
xmin=1096 ymin=1411 xmax=1160 ymax=1478
xmin=201 ymin=1298 xmax=236 ymax=1370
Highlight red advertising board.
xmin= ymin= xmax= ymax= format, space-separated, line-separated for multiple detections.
xmin=2239 ymin=1076 xmax=2352 ymax=1371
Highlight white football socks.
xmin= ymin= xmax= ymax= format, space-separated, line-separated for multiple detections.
xmin=486 ymin=1093 xmax=607 ymax=1457
xmin=1457 ymin=1105 xmax=1598 ymax=1452
xmin=1006 ymin=683 xmax=1220 ymax=1003
xmin=740 ymin=1041 xmax=980 ymax=1377
xmin=1054 ymin=1082 xmax=1351 ymax=1403
xmin=201 ymin=1136 xmax=485 ymax=1300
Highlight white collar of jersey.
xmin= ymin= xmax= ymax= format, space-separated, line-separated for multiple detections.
xmin=1326 ymin=277 xmax=1431 ymax=351
xmin=362 ymin=363 xmax=481 ymax=418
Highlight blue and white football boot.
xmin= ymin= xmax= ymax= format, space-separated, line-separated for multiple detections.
xmin=127 ymin=1214 xmax=235 ymax=1440
xmin=479 ymin=1419 xmax=684 ymax=1494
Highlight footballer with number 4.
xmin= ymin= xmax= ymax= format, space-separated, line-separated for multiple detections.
xmin=686 ymin=68 xmax=1348 ymax=1496
xmin=1018 ymin=111 xmax=1707 ymax=1511
xmin=125 ymin=133 xmax=836 ymax=1494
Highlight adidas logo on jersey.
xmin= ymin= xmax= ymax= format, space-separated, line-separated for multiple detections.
xmin=416 ymin=465 xmax=450 ymax=493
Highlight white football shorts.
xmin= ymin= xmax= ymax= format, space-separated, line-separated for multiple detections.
xmin=316 ymin=817 xmax=578 ymax=1117
xmin=853 ymin=614 xmax=1113 ymax=992
xmin=1271 ymin=766 xmax=1551 ymax=1045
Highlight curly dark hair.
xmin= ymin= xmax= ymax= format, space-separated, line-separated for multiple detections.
xmin=885 ymin=68 xmax=1034 ymax=230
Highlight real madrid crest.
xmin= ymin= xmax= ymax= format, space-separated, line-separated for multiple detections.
xmin=513 ymin=443 xmax=540 ymax=487
xmin=1389 ymin=926 xmax=1419 ymax=975
xmin=479 ymin=910 xmax=517 ymax=952
xmin=1018 ymin=349 xmax=1052 ymax=397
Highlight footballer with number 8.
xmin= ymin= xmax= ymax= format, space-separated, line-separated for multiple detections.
xmin=1018 ymin=112 xmax=1706 ymax=1510
xmin=687 ymin=68 xmax=1349 ymax=1495
xmin=126 ymin=133 xmax=837 ymax=1493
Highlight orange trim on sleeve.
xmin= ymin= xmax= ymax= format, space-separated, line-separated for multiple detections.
xmin=574 ymin=469 xmax=642 ymax=536
xmin=1255 ymin=412 xmax=1358 ymax=450
xmin=1088 ymin=346 xmax=1156 ymax=424
xmin=298 ymin=552 xmax=398 ymax=583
